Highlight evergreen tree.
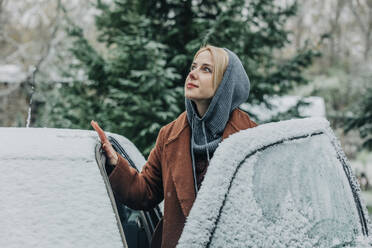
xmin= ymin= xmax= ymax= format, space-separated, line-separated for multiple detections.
xmin=48 ymin=1 xmax=182 ymax=155
xmin=346 ymin=87 xmax=372 ymax=150
xmin=43 ymin=0 xmax=317 ymax=155
xmin=136 ymin=0 xmax=318 ymax=106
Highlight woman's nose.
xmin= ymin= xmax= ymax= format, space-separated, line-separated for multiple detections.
xmin=189 ymin=69 xmax=197 ymax=80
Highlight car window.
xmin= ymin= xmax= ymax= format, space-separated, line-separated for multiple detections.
xmin=209 ymin=134 xmax=362 ymax=247
xmin=116 ymin=202 xmax=152 ymax=248
xmin=106 ymin=132 xmax=146 ymax=170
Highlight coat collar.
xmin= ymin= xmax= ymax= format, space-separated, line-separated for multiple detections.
xmin=167 ymin=112 xmax=189 ymax=144
xmin=165 ymin=109 xmax=255 ymax=217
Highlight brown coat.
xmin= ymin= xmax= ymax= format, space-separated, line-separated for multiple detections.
xmin=109 ymin=109 xmax=257 ymax=248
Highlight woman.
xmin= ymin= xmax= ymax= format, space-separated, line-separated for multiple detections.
xmin=91 ymin=45 xmax=257 ymax=248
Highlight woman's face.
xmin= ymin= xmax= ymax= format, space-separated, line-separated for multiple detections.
xmin=184 ymin=50 xmax=215 ymax=102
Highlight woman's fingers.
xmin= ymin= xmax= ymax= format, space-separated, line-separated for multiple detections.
xmin=91 ymin=120 xmax=108 ymax=143
xmin=102 ymin=143 xmax=113 ymax=152
xmin=91 ymin=120 xmax=118 ymax=165
xmin=102 ymin=142 xmax=119 ymax=166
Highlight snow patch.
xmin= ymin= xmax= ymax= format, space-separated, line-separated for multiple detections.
xmin=241 ymin=96 xmax=326 ymax=122
xmin=0 ymin=65 xmax=27 ymax=83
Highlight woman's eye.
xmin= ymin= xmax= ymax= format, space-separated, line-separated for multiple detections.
xmin=203 ymin=67 xmax=212 ymax=73
xmin=190 ymin=66 xmax=196 ymax=71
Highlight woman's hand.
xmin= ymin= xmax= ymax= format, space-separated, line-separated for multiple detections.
xmin=91 ymin=120 xmax=118 ymax=166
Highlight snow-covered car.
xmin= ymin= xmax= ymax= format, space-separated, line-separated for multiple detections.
xmin=0 ymin=128 xmax=161 ymax=248
xmin=2 ymin=118 xmax=371 ymax=248
xmin=178 ymin=118 xmax=372 ymax=247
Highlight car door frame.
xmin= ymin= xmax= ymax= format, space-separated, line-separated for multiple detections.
xmin=94 ymin=136 xmax=163 ymax=248
xmin=95 ymin=143 xmax=128 ymax=248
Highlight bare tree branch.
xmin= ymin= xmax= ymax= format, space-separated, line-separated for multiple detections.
xmin=365 ymin=0 xmax=372 ymax=59
xmin=349 ymin=0 xmax=367 ymax=33
xmin=28 ymin=0 xmax=62 ymax=79
xmin=327 ymin=0 xmax=346 ymax=64
xmin=348 ymin=0 xmax=372 ymax=60
xmin=25 ymin=0 xmax=62 ymax=127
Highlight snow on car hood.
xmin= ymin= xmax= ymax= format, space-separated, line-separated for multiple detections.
xmin=178 ymin=118 xmax=371 ymax=247
xmin=0 ymin=128 xmax=125 ymax=248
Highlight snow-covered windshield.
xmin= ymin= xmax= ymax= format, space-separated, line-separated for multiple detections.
xmin=210 ymin=134 xmax=362 ymax=247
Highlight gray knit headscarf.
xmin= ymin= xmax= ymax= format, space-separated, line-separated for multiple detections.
xmin=185 ymin=48 xmax=250 ymax=192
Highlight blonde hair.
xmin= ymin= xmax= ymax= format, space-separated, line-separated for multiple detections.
xmin=193 ymin=45 xmax=229 ymax=89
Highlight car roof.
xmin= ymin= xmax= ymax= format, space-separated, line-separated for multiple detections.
xmin=1 ymin=127 xmax=98 ymax=158
xmin=0 ymin=127 xmax=126 ymax=247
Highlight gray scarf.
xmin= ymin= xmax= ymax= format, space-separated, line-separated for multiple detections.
xmin=185 ymin=48 xmax=251 ymax=193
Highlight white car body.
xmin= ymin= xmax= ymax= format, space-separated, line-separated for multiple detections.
xmin=0 ymin=128 xmax=159 ymax=248
xmin=178 ymin=118 xmax=371 ymax=247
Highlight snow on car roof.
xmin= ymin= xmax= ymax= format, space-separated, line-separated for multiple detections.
xmin=0 ymin=127 xmax=146 ymax=170
xmin=0 ymin=127 xmax=97 ymax=159
xmin=0 ymin=127 xmax=125 ymax=248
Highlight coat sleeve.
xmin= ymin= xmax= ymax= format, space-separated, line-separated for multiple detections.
xmin=108 ymin=128 xmax=164 ymax=210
